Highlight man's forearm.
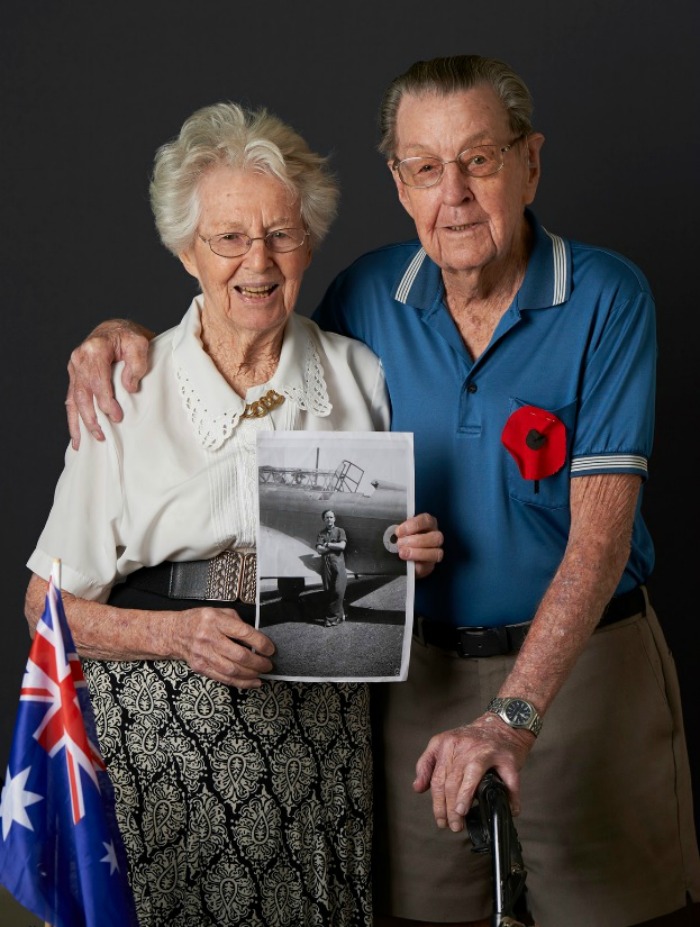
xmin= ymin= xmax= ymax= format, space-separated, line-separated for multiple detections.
xmin=497 ymin=473 xmax=641 ymax=715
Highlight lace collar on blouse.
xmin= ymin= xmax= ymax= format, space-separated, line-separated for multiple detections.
xmin=172 ymin=297 xmax=332 ymax=450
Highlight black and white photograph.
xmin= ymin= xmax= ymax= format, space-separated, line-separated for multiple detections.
xmin=256 ymin=431 xmax=415 ymax=681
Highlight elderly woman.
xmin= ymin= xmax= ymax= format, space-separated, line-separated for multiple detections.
xmin=24 ymin=102 xmax=442 ymax=927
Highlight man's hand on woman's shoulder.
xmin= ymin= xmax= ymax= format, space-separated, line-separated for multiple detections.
xmin=66 ymin=319 xmax=155 ymax=448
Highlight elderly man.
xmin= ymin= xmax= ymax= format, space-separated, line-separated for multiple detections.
xmin=63 ymin=55 xmax=700 ymax=927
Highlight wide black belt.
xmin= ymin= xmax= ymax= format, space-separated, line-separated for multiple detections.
xmin=413 ymin=585 xmax=647 ymax=658
xmin=117 ymin=549 xmax=257 ymax=605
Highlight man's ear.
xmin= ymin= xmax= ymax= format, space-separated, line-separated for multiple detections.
xmin=388 ymin=160 xmax=417 ymax=220
xmin=523 ymin=132 xmax=545 ymax=206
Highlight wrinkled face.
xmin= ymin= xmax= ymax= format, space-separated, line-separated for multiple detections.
xmin=390 ymin=86 xmax=544 ymax=277
xmin=323 ymin=511 xmax=336 ymax=528
xmin=179 ymin=165 xmax=312 ymax=338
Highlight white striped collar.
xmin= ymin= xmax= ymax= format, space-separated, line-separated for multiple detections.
xmin=543 ymin=229 xmax=568 ymax=306
xmin=394 ymin=247 xmax=428 ymax=303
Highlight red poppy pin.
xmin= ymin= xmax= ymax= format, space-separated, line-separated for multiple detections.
xmin=501 ymin=405 xmax=566 ymax=492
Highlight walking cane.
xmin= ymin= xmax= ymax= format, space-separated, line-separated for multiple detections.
xmin=465 ymin=768 xmax=535 ymax=927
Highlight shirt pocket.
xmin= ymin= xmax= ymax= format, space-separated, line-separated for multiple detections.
xmin=504 ymin=397 xmax=577 ymax=509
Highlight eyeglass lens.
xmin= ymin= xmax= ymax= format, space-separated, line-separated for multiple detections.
xmin=398 ymin=144 xmax=507 ymax=187
xmin=206 ymin=228 xmax=306 ymax=257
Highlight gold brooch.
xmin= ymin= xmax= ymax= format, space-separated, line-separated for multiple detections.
xmin=241 ymin=389 xmax=285 ymax=419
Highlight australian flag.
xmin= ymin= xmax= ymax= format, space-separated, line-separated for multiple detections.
xmin=0 ymin=564 xmax=139 ymax=926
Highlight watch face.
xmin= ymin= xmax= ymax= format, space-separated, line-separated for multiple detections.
xmin=504 ymin=699 xmax=532 ymax=725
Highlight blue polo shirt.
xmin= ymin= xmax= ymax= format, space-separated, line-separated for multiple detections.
xmin=313 ymin=211 xmax=656 ymax=627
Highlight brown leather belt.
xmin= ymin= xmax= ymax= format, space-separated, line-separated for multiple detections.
xmin=120 ymin=549 xmax=257 ymax=605
xmin=413 ymin=585 xmax=647 ymax=658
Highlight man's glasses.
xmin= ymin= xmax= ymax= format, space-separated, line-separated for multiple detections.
xmin=199 ymin=227 xmax=309 ymax=258
xmin=393 ymin=136 xmax=524 ymax=189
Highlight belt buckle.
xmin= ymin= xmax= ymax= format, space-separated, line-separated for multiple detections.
xmin=207 ymin=549 xmax=257 ymax=604
xmin=456 ymin=626 xmax=509 ymax=658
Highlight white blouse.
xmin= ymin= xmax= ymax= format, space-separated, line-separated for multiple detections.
xmin=27 ymin=297 xmax=390 ymax=601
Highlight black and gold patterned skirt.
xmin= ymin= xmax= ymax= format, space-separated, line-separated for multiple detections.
xmin=84 ymin=588 xmax=372 ymax=926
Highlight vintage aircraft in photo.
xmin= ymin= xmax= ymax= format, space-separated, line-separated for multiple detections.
xmin=258 ymin=457 xmax=407 ymax=591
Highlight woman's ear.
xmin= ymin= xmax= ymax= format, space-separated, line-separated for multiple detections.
xmin=178 ymin=247 xmax=199 ymax=279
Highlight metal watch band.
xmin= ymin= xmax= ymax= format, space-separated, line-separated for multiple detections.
xmin=487 ymin=696 xmax=543 ymax=737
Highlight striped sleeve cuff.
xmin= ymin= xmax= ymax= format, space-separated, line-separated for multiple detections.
xmin=570 ymin=453 xmax=648 ymax=478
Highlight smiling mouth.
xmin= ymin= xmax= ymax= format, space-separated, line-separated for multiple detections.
xmin=236 ymin=284 xmax=278 ymax=298
xmin=447 ymin=222 xmax=480 ymax=231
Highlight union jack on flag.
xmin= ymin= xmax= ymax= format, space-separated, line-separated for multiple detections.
xmin=0 ymin=563 xmax=138 ymax=927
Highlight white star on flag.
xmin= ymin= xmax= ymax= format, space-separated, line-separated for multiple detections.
xmin=0 ymin=766 xmax=43 ymax=839
xmin=100 ymin=841 xmax=120 ymax=875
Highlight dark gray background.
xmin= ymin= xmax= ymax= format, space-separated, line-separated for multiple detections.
xmin=3 ymin=0 xmax=699 ymax=842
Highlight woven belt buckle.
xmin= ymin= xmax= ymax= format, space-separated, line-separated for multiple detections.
xmin=456 ymin=625 xmax=510 ymax=658
xmin=206 ymin=549 xmax=257 ymax=604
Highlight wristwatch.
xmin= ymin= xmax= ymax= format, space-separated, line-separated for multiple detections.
xmin=486 ymin=697 xmax=543 ymax=737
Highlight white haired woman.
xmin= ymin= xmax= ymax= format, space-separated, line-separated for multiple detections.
xmin=25 ymin=102 xmax=442 ymax=927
